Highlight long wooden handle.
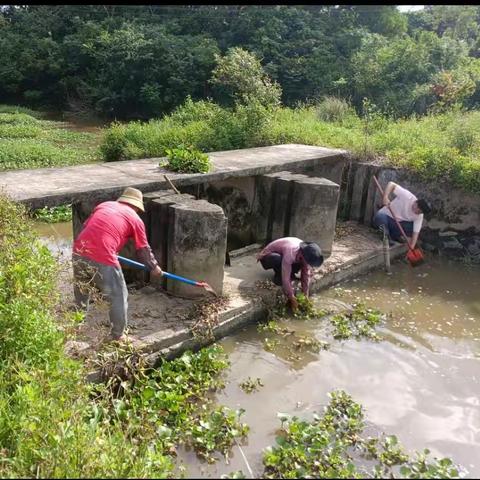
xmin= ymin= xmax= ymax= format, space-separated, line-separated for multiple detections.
xmin=372 ymin=176 xmax=414 ymax=251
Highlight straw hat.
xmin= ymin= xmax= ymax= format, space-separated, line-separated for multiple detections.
xmin=117 ymin=187 xmax=145 ymax=212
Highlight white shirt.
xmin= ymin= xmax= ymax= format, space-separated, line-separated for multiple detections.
xmin=378 ymin=185 xmax=424 ymax=233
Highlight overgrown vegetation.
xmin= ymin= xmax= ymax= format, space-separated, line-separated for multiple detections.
xmin=97 ymin=95 xmax=480 ymax=193
xmin=0 ymin=107 xmax=102 ymax=170
xmin=262 ymin=390 xmax=462 ymax=478
xmin=0 ymin=194 xmax=248 ymax=476
xmin=32 ymin=203 xmax=72 ymax=223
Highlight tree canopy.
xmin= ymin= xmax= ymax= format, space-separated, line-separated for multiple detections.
xmin=1 ymin=4 xmax=480 ymax=119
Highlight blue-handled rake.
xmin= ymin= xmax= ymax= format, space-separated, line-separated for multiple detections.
xmin=117 ymin=255 xmax=217 ymax=296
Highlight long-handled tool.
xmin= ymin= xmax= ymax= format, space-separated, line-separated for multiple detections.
xmin=372 ymin=176 xmax=425 ymax=267
xmin=117 ymin=255 xmax=217 ymax=296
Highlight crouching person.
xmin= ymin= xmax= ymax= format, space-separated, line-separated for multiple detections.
xmin=257 ymin=237 xmax=324 ymax=312
xmin=373 ymin=181 xmax=432 ymax=248
xmin=72 ymin=187 xmax=163 ymax=342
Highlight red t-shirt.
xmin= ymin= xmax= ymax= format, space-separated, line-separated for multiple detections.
xmin=73 ymin=201 xmax=149 ymax=267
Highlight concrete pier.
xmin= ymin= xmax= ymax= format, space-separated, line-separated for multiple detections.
xmin=167 ymin=200 xmax=227 ymax=298
xmin=256 ymin=171 xmax=340 ymax=256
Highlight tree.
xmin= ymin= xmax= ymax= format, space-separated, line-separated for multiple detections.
xmin=210 ymin=47 xmax=281 ymax=108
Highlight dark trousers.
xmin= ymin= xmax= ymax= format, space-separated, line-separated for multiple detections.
xmin=373 ymin=211 xmax=413 ymax=241
xmin=260 ymin=253 xmax=301 ymax=285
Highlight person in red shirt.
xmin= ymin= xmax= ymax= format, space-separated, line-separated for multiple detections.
xmin=256 ymin=237 xmax=324 ymax=312
xmin=72 ymin=187 xmax=162 ymax=342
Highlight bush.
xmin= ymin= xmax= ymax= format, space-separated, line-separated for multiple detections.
xmin=315 ymin=96 xmax=355 ymax=123
xmin=166 ymin=96 xmax=223 ymax=125
xmin=163 ymin=144 xmax=211 ymax=173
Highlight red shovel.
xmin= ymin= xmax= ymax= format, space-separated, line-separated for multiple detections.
xmin=373 ymin=176 xmax=425 ymax=267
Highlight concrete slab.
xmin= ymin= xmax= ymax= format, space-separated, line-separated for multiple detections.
xmin=0 ymin=144 xmax=346 ymax=209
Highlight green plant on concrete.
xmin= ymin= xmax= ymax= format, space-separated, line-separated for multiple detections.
xmin=262 ymin=390 xmax=462 ymax=479
xmin=162 ymin=144 xmax=211 ymax=173
xmin=330 ymin=303 xmax=384 ymax=341
xmin=32 ymin=203 xmax=72 ymax=223
xmin=239 ymin=377 xmax=264 ymax=393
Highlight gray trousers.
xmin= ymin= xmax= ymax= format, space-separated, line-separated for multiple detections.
xmin=72 ymin=254 xmax=128 ymax=338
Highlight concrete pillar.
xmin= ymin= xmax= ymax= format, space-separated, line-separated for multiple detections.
xmin=289 ymin=176 xmax=340 ymax=257
xmin=254 ymin=171 xmax=297 ymax=244
xmin=167 ymin=199 xmax=227 ymax=298
xmin=255 ymin=171 xmax=340 ymax=257
xmin=148 ymin=193 xmax=196 ymax=288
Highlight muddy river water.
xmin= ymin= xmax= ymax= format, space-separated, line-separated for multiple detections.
xmin=183 ymin=257 xmax=480 ymax=478
xmin=34 ymin=222 xmax=480 ymax=477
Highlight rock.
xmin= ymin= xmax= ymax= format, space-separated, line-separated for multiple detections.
xmin=422 ymin=242 xmax=437 ymax=252
xmin=441 ymin=237 xmax=463 ymax=250
xmin=439 ymin=230 xmax=458 ymax=237
xmin=64 ymin=340 xmax=90 ymax=358
xmin=466 ymin=238 xmax=480 ymax=256
xmin=138 ymin=285 xmax=157 ymax=295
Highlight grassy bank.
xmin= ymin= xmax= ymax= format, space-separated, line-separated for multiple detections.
xmin=2 ymin=100 xmax=480 ymax=194
xmin=100 ymin=99 xmax=480 ymax=194
xmin=0 ymin=105 xmax=103 ymax=170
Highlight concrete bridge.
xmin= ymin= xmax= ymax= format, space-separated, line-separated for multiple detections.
xmin=0 ymin=144 xmax=346 ymax=209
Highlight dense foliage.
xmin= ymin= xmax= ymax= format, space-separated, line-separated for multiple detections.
xmin=2 ymin=5 xmax=480 ymax=119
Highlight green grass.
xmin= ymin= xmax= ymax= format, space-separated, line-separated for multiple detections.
xmin=0 ymin=105 xmax=103 ymax=171
xmin=2 ymin=101 xmax=480 ymax=194
xmin=99 ymin=100 xmax=480 ymax=193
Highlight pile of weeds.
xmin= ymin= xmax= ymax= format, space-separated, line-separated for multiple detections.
xmin=261 ymin=390 xmax=462 ymax=479
xmin=188 ymin=294 xmax=229 ymax=341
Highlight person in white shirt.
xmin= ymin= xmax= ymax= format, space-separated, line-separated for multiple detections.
xmin=373 ymin=181 xmax=432 ymax=248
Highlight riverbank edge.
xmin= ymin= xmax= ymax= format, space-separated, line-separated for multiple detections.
xmin=86 ymin=242 xmax=407 ymax=382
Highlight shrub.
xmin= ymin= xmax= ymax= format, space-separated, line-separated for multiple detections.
xmin=0 ymin=123 xmax=42 ymax=138
xmin=315 ymin=96 xmax=354 ymax=123
xmin=0 ymin=112 xmax=39 ymax=125
xmin=163 ymin=144 xmax=211 ymax=173
xmin=166 ymin=96 xmax=223 ymax=125
xmin=0 ymin=104 xmax=42 ymax=117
